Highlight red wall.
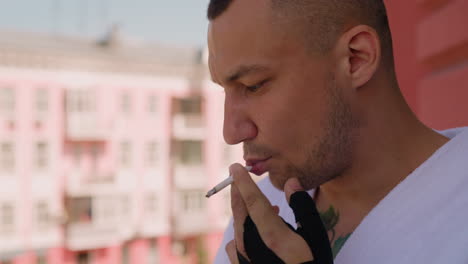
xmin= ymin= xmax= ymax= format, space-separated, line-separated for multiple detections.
xmin=386 ymin=0 xmax=468 ymax=130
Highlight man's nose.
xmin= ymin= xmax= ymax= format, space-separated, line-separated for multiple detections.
xmin=223 ymin=97 xmax=257 ymax=145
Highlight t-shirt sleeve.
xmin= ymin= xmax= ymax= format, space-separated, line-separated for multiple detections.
xmin=213 ymin=218 xmax=234 ymax=264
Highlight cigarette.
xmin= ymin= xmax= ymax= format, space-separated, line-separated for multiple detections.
xmin=205 ymin=166 xmax=252 ymax=198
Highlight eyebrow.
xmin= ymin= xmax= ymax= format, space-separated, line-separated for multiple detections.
xmin=224 ymin=64 xmax=270 ymax=84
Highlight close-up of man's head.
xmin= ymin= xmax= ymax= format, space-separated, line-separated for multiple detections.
xmin=208 ymin=0 xmax=395 ymax=67
xmin=206 ymin=0 xmax=399 ymax=190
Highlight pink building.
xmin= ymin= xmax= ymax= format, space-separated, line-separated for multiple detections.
xmin=2 ymin=1 xmax=467 ymax=264
xmin=0 ymin=30 xmax=239 ymax=264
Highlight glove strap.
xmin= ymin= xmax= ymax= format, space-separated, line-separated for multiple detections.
xmin=243 ymin=216 xmax=285 ymax=263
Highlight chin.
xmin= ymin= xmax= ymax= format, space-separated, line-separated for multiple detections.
xmin=268 ymin=171 xmax=291 ymax=191
xmin=269 ymin=166 xmax=324 ymax=192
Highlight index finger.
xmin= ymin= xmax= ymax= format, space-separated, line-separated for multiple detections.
xmin=229 ymin=164 xmax=289 ymax=241
xmin=231 ymin=184 xmax=248 ymax=257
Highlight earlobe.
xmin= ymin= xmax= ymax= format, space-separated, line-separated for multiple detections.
xmin=345 ymin=26 xmax=381 ymax=90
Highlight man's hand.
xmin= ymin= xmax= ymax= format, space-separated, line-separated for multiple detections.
xmin=225 ymin=163 xmax=315 ymax=264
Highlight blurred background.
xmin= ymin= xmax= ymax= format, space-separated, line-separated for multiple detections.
xmin=0 ymin=0 xmax=466 ymax=263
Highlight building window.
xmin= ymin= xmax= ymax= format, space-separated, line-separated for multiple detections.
xmin=146 ymin=142 xmax=158 ymax=167
xmin=121 ymin=196 xmax=130 ymax=218
xmin=120 ymin=141 xmax=131 ymax=167
xmin=0 ymin=87 xmax=15 ymax=115
xmin=175 ymin=140 xmax=202 ymax=165
xmin=0 ymin=142 xmax=14 ymax=172
xmin=36 ymin=142 xmax=49 ymax=169
xmin=122 ymin=245 xmax=130 ymax=264
xmin=90 ymin=144 xmax=100 ymax=159
xmin=223 ymin=144 xmax=237 ymax=165
xmin=95 ymin=197 xmax=115 ymax=224
xmin=90 ymin=144 xmax=101 ymax=172
xmin=147 ymin=95 xmax=158 ymax=114
xmin=120 ymin=92 xmax=131 ymax=114
xmin=171 ymin=240 xmax=188 ymax=256
xmin=72 ymin=144 xmax=82 ymax=166
xmin=146 ymin=194 xmax=158 ymax=214
xmin=67 ymin=197 xmax=92 ymax=224
xmin=181 ymin=191 xmax=205 ymax=213
xmin=66 ymin=89 xmax=94 ymax=113
xmin=36 ymin=202 xmax=50 ymax=230
xmin=0 ymin=203 xmax=14 ymax=234
xmin=35 ymin=88 xmax=49 ymax=113
xmin=176 ymin=97 xmax=202 ymax=115
xmin=223 ymin=191 xmax=231 ymax=217
xmin=77 ymin=252 xmax=91 ymax=264
xmin=37 ymin=256 xmax=48 ymax=264
xmin=148 ymin=240 xmax=160 ymax=264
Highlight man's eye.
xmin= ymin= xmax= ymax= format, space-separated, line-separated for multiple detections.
xmin=246 ymin=84 xmax=261 ymax=92
xmin=245 ymin=80 xmax=268 ymax=93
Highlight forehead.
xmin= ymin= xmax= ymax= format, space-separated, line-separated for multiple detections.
xmin=209 ymin=0 xmax=273 ymax=40
xmin=208 ymin=0 xmax=296 ymax=83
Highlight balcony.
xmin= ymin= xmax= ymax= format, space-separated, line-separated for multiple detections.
xmin=172 ymin=190 xmax=209 ymax=236
xmin=172 ymin=114 xmax=204 ymax=140
xmin=66 ymin=171 xmax=115 ymax=196
xmin=139 ymin=212 xmax=170 ymax=237
xmin=66 ymin=222 xmax=121 ymax=250
xmin=173 ymin=164 xmax=206 ymax=189
xmin=66 ymin=113 xmax=109 ymax=141
xmin=65 ymin=195 xmax=128 ymax=250
xmin=173 ymin=211 xmax=209 ymax=237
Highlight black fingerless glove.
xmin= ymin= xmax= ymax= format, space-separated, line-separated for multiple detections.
xmin=237 ymin=191 xmax=334 ymax=264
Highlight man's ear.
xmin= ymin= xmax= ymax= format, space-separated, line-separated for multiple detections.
xmin=337 ymin=25 xmax=381 ymax=90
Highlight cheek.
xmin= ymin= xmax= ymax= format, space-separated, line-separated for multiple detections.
xmin=254 ymin=84 xmax=329 ymax=155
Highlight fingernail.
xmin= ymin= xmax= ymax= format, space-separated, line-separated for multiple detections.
xmin=228 ymin=163 xmax=242 ymax=177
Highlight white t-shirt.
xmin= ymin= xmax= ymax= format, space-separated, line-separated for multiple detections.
xmin=214 ymin=127 xmax=468 ymax=264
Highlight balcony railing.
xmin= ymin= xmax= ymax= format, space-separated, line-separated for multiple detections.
xmin=173 ymin=210 xmax=209 ymax=236
xmin=173 ymin=164 xmax=206 ymax=189
xmin=171 ymin=189 xmax=209 ymax=236
xmin=66 ymin=171 xmax=115 ymax=196
xmin=66 ymin=222 xmax=121 ymax=250
xmin=172 ymin=114 xmax=204 ymax=139
xmin=65 ymin=194 xmax=132 ymax=250
xmin=66 ymin=113 xmax=109 ymax=141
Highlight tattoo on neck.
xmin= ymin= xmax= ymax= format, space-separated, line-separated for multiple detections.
xmin=319 ymin=205 xmax=352 ymax=259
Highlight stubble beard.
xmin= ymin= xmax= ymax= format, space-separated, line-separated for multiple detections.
xmin=272 ymin=73 xmax=360 ymax=190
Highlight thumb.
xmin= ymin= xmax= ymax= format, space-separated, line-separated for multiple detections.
xmin=284 ymin=177 xmax=304 ymax=204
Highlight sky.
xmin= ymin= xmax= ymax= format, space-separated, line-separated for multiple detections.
xmin=0 ymin=0 xmax=210 ymax=48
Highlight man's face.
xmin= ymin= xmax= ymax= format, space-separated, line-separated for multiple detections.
xmin=208 ymin=0 xmax=358 ymax=190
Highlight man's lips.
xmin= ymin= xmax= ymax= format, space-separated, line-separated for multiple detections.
xmin=245 ymin=157 xmax=271 ymax=176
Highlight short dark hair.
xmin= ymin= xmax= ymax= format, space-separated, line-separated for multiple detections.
xmin=207 ymin=0 xmax=395 ymax=67
xmin=207 ymin=0 xmax=235 ymax=21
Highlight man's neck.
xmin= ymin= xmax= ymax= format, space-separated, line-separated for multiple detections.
xmin=318 ymin=94 xmax=449 ymax=218
xmin=313 ymin=91 xmax=449 ymax=257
